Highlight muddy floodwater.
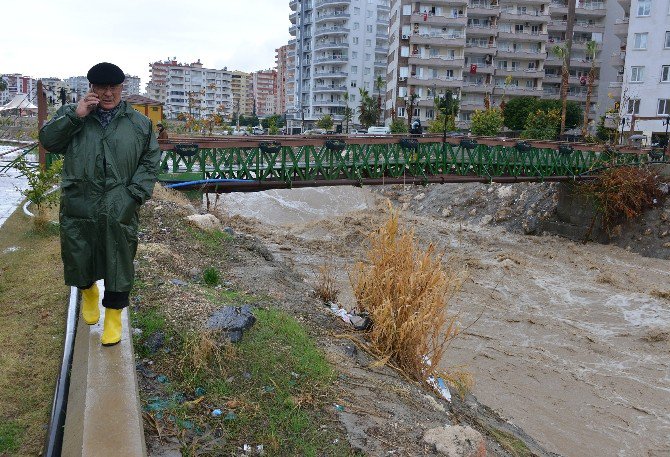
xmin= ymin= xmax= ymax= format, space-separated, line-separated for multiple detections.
xmin=0 ymin=146 xmax=29 ymax=228
xmin=218 ymin=185 xmax=670 ymax=457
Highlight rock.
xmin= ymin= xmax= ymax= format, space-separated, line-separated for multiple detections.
xmin=206 ymin=305 xmax=256 ymax=343
xmin=496 ymin=186 xmax=514 ymax=199
xmin=343 ymin=344 xmax=358 ymax=357
xmin=661 ymin=211 xmax=670 ymax=222
xmin=660 ymin=231 xmax=669 ymax=238
xmin=349 ymin=314 xmax=372 ymax=331
xmin=469 ymin=208 xmax=477 ymax=217
xmin=223 ymin=227 xmax=235 ymax=236
xmin=494 ymin=208 xmax=511 ymax=221
xmin=144 ymin=331 xmax=165 ymax=354
xmin=643 ymin=228 xmax=653 ymax=236
xmin=658 ymin=183 xmax=669 ymax=195
xmin=442 ymin=207 xmax=453 ymax=217
xmin=423 ymin=425 xmax=486 ymax=456
xmin=414 ymin=192 xmax=426 ymax=201
xmin=170 ymin=279 xmax=187 ymax=286
xmin=185 ymin=214 xmax=222 ymax=232
xmin=247 ymin=242 xmax=274 ymax=261
xmin=480 ymin=215 xmax=493 ymax=225
xmin=522 ymin=216 xmax=539 ymax=235
xmin=664 ymin=242 xmax=670 ymax=248
xmin=189 ymin=267 xmax=202 ymax=280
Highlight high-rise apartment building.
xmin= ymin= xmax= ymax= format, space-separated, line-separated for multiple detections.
xmin=252 ymin=69 xmax=278 ymax=117
xmin=231 ymin=71 xmax=254 ymax=117
xmin=147 ymin=59 xmax=233 ymax=119
xmin=276 ymin=45 xmax=292 ymax=116
xmin=0 ymin=74 xmax=36 ymax=105
xmin=613 ymin=0 xmax=670 ymax=141
xmin=286 ymin=0 xmax=390 ymax=131
xmin=387 ymin=0 xmax=616 ymax=128
xmin=122 ymin=75 xmax=141 ymax=97
xmin=65 ymin=76 xmax=90 ymax=101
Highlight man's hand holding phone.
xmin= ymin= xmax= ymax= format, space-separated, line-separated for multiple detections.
xmin=75 ymin=92 xmax=100 ymax=118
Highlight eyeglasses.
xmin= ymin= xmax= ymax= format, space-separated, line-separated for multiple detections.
xmin=91 ymin=84 xmax=122 ymax=93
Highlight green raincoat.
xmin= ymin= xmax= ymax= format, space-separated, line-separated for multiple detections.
xmin=39 ymin=101 xmax=161 ymax=292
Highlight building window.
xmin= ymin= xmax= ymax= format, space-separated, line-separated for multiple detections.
xmin=633 ymin=33 xmax=648 ymax=49
xmin=426 ymin=109 xmax=435 ymax=119
xmin=400 ymin=46 xmax=409 ymax=57
xmin=630 ymin=66 xmax=645 ymax=82
xmin=662 ymin=65 xmax=670 ymax=82
xmin=366 ymin=39 xmax=372 ymax=46
xmin=637 ymin=0 xmax=651 ymax=16
xmin=627 ymin=99 xmax=640 ymax=114
xmin=658 ymin=99 xmax=670 ymax=115
xmin=351 ymin=66 xmax=358 ymax=74
xmin=414 ymin=108 xmax=420 ymax=117
xmin=350 ymin=94 xmax=356 ymax=102
xmin=351 ymin=81 xmax=357 ymax=87
xmin=352 ymin=51 xmax=358 ymax=59
xmin=397 ymin=107 xmax=406 ymax=117
xmin=353 ymin=22 xmax=359 ymax=30
xmin=367 ymin=25 xmax=373 ymax=32
xmin=364 ymin=67 xmax=371 ymax=75
xmin=353 ymin=37 xmax=359 ymax=44
xmin=398 ymin=86 xmax=407 ymax=97
xmin=402 ymin=4 xmax=411 ymax=15
xmin=365 ymin=53 xmax=371 ymax=61
xmin=354 ymin=7 xmax=360 ymax=14
xmin=665 ymin=31 xmax=670 ymax=48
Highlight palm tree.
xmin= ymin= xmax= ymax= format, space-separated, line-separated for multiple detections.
xmin=552 ymin=44 xmax=569 ymax=135
xmin=374 ymin=75 xmax=385 ymax=125
xmin=343 ymin=92 xmax=353 ymax=133
xmin=559 ymin=0 xmax=576 ymax=136
xmin=358 ymin=88 xmax=379 ymax=129
xmin=582 ymin=40 xmax=598 ymax=137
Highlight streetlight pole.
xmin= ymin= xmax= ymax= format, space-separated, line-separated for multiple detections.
xmin=664 ymin=115 xmax=670 ymax=156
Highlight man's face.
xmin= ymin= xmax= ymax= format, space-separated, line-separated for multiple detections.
xmin=91 ymin=84 xmax=122 ymax=110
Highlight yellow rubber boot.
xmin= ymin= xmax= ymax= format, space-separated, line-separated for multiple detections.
xmin=101 ymin=309 xmax=123 ymax=346
xmin=81 ymin=284 xmax=100 ymax=325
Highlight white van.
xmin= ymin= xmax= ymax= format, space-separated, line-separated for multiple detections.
xmin=367 ymin=126 xmax=390 ymax=135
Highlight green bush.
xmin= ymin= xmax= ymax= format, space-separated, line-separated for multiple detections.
xmin=503 ymin=98 xmax=582 ymax=130
xmin=521 ymin=109 xmax=561 ymax=140
xmin=428 ymin=113 xmax=456 ymax=133
xmin=471 ymin=109 xmax=504 ymax=136
xmin=316 ymin=115 xmax=334 ymax=130
xmin=203 ymin=267 xmax=220 ymax=286
xmin=390 ymin=118 xmax=408 ymax=134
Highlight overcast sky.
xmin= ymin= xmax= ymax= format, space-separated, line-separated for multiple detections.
xmin=2 ymin=0 xmax=291 ymax=91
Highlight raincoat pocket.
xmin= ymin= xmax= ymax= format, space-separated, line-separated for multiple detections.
xmin=61 ymin=179 xmax=91 ymax=219
xmin=119 ymin=188 xmax=139 ymax=225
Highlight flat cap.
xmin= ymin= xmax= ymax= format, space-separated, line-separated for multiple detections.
xmin=87 ymin=62 xmax=125 ymax=85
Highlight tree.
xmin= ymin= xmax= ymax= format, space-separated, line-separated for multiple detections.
xmin=375 ymin=75 xmax=385 ymax=125
xmin=358 ymin=88 xmax=380 ymax=129
xmin=390 ymin=117 xmax=408 ymax=133
xmin=471 ymin=108 xmax=504 ymax=136
xmin=0 ymin=77 xmax=7 ymax=92
xmin=316 ymin=114 xmax=334 ymax=130
xmin=535 ymin=99 xmax=581 ymax=129
xmin=521 ymin=109 xmax=561 ymax=140
xmin=261 ymin=114 xmax=284 ymax=130
xmin=267 ymin=116 xmax=279 ymax=134
xmin=428 ymin=112 xmax=456 ymax=133
xmin=582 ymin=40 xmax=598 ymax=137
xmin=502 ymin=96 xmax=537 ymax=131
xmin=343 ymin=92 xmax=353 ymax=133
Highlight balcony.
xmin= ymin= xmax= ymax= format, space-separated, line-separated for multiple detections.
xmin=313 ymin=85 xmax=347 ymax=92
xmin=497 ymin=30 xmax=548 ymax=42
xmin=408 ymin=55 xmax=465 ymax=67
xmin=500 ymin=0 xmax=546 ymax=4
xmin=313 ymin=70 xmax=348 ymax=78
xmin=315 ymin=0 xmax=349 ymax=7
xmin=496 ymin=68 xmax=545 ymax=78
xmin=314 ymin=26 xmax=350 ymax=37
xmin=411 ymin=12 xmax=467 ymax=27
xmin=460 ymin=101 xmax=488 ymax=111
xmin=548 ymin=20 xmax=604 ymax=34
xmin=468 ymin=4 xmax=500 ymax=15
xmin=315 ymin=12 xmax=350 ymax=23
xmin=614 ymin=18 xmax=629 ymax=38
xmin=608 ymin=81 xmax=622 ymax=97
xmin=611 ymin=51 xmax=625 ymax=66
xmin=313 ymin=55 xmax=348 ymax=64
xmin=431 ymin=0 xmax=468 ymax=4
xmin=313 ymin=99 xmax=347 ymax=106
xmin=289 ymin=25 xmax=297 ymax=36
xmin=465 ymin=63 xmax=495 ymax=74
xmin=290 ymin=0 xmax=298 ymax=11
xmin=496 ymin=86 xmax=542 ymax=96
xmin=410 ymin=33 xmax=466 ymax=47
xmin=408 ymin=76 xmax=463 ymax=88
xmin=377 ymin=1 xmax=391 ymax=10
xmin=496 ymin=49 xmax=545 ymax=59
xmin=576 ymin=3 xmax=607 ymax=17
xmin=618 ymin=0 xmax=631 ymax=13
xmin=461 ymin=82 xmax=493 ymax=93
xmin=314 ymin=41 xmax=349 ymax=50
xmin=465 ymin=43 xmax=497 ymax=55
xmin=466 ymin=24 xmax=497 ymax=36
xmin=499 ymin=11 xmax=550 ymax=23
xmin=377 ymin=17 xmax=389 ymax=25
xmin=374 ymin=60 xmax=387 ymax=67
xmin=375 ymin=46 xmax=388 ymax=53
xmin=290 ymin=12 xmax=297 ymax=24
xmin=570 ymin=58 xmax=600 ymax=68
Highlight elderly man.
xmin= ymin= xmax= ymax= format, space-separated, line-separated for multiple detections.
xmin=39 ymin=62 xmax=161 ymax=346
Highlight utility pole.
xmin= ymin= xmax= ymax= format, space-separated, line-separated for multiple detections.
xmin=37 ymin=80 xmax=47 ymax=169
xmin=560 ymin=0 xmax=576 ymax=137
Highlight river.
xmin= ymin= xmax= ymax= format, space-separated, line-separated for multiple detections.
xmin=0 ymin=145 xmax=30 ymax=228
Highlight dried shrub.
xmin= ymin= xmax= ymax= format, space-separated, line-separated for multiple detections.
xmin=580 ymin=166 xmax=665 ymax=235
xmin=313 ymin=260 xmax=339 ymax=304
xmin=351 ymin=206 xmax=465 ymax=383
xmin=177 ymin=331 xmax=233 ymax=383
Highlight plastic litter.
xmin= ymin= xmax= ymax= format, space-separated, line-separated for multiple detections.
xmin=334 ymin=404 xmax=345 ymax=412
xmin=194 ymin=386 xmax=206 ymax=396
xmin=156 ymin=374 xmax=168 ymax=383
xmin=427 ymin=376 xmax=451 ymax=402
xmin=225 ymin=411 xmax=237 ymax=421
xmin=328 ymin=304 xmax=371 ymax=329
xmin=212 ymin=409 xmax=222 ymax=417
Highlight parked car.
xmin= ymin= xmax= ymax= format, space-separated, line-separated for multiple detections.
xmin=303 ymin=128 xmax=327 ymax=135
xmin=252 ymin=126 xmax=265 ymax=135
xmin=232 ymin=129 xmax=249 ymax=136
xmin=367 ymin=126 xmax=390 ymax=135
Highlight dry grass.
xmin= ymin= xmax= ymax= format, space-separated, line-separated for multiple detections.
xmin=177 ymin=331 xmax=234 ymax=382
xmin=580 ymin=166 xmax=665 ymax=235
xmin=351 ymin=206 xmax=465 ymax=384
xmin=313 ymin=260 xmax=340 ymax=304
xmin=651 ymin=289 xmax=670 ymax=301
